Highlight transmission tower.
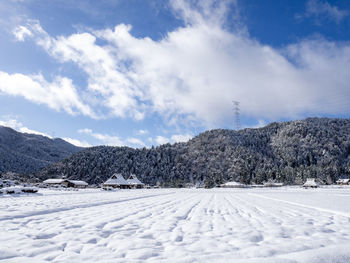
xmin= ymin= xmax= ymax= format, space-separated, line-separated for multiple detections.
xmin=232 ymin=100 xmax=240 ymax=131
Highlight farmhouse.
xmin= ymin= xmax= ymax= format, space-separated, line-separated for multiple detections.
xmin=102 ymin=174 xmax=129 ymax=189
xmin=303 ymin=178 xmax=319 ymax=188
xmin=126 ymin=174 xmax=144 ymax=189
xmin=43 ymin=179 xmax=69 ymax=187
xmin=68 ymin=180 xmax=88 ymax=188
xmin=43 ymin=179 xmax=88 ymax=188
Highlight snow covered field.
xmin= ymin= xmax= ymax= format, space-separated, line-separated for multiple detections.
xmin=1 ymin=187 xmax=350 ymax=263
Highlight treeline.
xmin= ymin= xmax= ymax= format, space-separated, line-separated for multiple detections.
xmin=37 ymin=118 xmax=350 ymax=186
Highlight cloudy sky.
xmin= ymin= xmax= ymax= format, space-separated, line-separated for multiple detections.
xmin=0 ymin=0 xmax=350 ymax=147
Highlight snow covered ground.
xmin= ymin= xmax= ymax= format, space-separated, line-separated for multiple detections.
xmin=1 ymin=187 xmax=350 ymax=263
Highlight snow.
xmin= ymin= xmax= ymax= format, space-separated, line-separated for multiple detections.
xmin=337 ymin=178 xmax=350 ymax=184
xmin=303 ymin=178 xmax=319 ymax=187
xmin=220 ymin=181 xmax=244 ymax=187
xmin=1 ymin=187 xmax=350 ymax=262
xmin=68 ymin=180 xmax=88 ymax=186
xmin=43 ymin=179 xmax=66 ymax=184
xmin=126 ymin=174 xmax=144 ymax=185
xmin=43 ymin=179 xmax=88 ymax=186
xmin=1 ymin=186 xmax=23 ymax=194
xmin=103 ymin=174 xmax=128 ymax=186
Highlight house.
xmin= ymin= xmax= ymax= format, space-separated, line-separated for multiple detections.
xmin=69 ymin=180 xmax=88 ymax=188
xmin=126 ymin=174 xmax=144 ymax=189
xmin=219 ymin=181 xmax=246 ymax=188
xmin=43 ymin=179 xmax=70 ymax=187
xmin=43 ymin=179 xmax=88 ymax=188
xmin=336 ymin=178 xmax=350 ymax=185
xmin=303 ymin=178 xmax=319 ymax=188
xmin=102 ymin=174 xmax=129 ymax=189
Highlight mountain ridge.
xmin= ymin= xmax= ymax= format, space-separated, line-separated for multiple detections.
xmin=37 ymin=117 xmax=350 ymax=186
xmin=0 ymin=126 xmax=82 ymax=174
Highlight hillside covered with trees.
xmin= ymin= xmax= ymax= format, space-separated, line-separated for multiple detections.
xmin=37 ymin=118 xmax=350 ymax=186
xmin=0 ymin=126 xmax=82 ymax=174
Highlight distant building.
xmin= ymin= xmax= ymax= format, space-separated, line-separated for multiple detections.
xmin=336 ymin=178 xmax=350 ymax=185
xmin=68 ymin=180 xmax=88 ymax=188
xmin=303 ymin=178 xmax=319 ymax=188
xmin=43 ymin=179 xmax=88 ymax=188
xmin=102 ymin=174 xmax=129 ymax=189
xmin=43 ymin=179 xmax=69 ymax=187
xmin=126 ymin=174 xmax=144 ymax=189
xmin=219 ymin=181 xmax=246 ymax=188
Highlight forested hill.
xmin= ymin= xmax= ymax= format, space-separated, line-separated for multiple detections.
xmin=0 ymin=126 xmax=82 ymax=174
xmin=38 ymin=118 xmax=350 ymax=186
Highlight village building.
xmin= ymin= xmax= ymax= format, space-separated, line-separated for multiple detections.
xmin=43 ymin=179 xmax=69 ymax=187
xmin=68 ymin=180 xmax=88 ymax=188
xmin=219 ymin=181 xmax=246 ymax=188
xmin=102 ymin=174 xmax=129 ymax=189
xmin=43 ymin=179 xmax=88 ymax=188
xmin=336 ymin=178 xmax=350 ymax=185
xmin=303 ymin=178 xmax=319 ymax=188
xmin=126 ymin=174 xmax=144 ymax=189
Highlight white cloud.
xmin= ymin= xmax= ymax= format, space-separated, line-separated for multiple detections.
xmin=13 ymin=25 xmax=32 ymax=41
xmin=0 ymin=118 xmax=52 ymax=138
xmin=155 ymin=136 xmax=170 ymax=145
xmin=10 ymin=0 xmax=350 ymax=128
xmin=13 ymin=20 xmax=142 ymax=120
xmin=91 ymin=133 xmax=124 ymax=146
xmin=243 ymin=120 xmax=267 ymax=129
xmin=304 ymin=0 xmax=349 ymax=24
xmin=62 ymin=137 xmax=91 ymax=147
xmin=171 ymin=134 xmax=192 ymax=143
xmin=126 ymin=137 xmax=146 ymax=147
xmin=154 ymin=133 xmax=192 ymax=145
xmin=0 ymin=71 xmax=95 ymax=118
xmin=78 ymin=128 xmax=147 ymax=147
xmin=138 ymin=129 xmax=149 ymax=135
xmin=78 ymin=128 xmax=93 ymax=134
xmin=78 ymin=128 xmax=124 ymax=146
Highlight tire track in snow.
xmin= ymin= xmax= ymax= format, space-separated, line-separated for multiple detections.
xmin=0 ymin=192 xmax=197 ymax=262
xmin=0 ymin=192 xmax=175 ymax=221
xmin=248 ymin=193 xmax=350 ymax=218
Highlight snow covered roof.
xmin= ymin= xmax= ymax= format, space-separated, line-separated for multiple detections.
xmin=69 ymin=180 xmax=88 ymax=186
xmin=103 ymin=174 xmax=128 ymax=186
xmin=126 ymin=174 xmax=144 ymax=185
xmin=43 ymin=179 xmax=67 ymax=184
xmin=43 ymin=179 xmax=88 ymax=186
xmin=303 ymin=178 xmax=318 ymax=187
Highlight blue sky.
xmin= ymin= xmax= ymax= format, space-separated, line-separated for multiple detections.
xmin=0 ymin=0 xmax=350 ymax=147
